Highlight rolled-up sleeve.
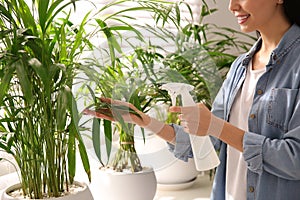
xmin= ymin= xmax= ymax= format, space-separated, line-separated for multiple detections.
xmin=167 ymin=124 xmax=193 ymax=162
xmin=243 ymin=132 xmax=266 ymax=174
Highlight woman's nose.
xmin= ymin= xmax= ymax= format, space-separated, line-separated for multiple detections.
xmin=228 ymin=0 xmax=240 ymax=12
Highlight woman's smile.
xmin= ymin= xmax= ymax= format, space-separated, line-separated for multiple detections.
xmin=236 ymin=14 xmax=250 ymax=24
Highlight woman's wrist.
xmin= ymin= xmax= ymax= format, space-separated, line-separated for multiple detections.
xmin=141 ymin=115 xmax=165 ymax=134
xmin=207 ymin=115 xmax=226 ymax=138
xmin=138 ymin=114 xmax=176 ymax=143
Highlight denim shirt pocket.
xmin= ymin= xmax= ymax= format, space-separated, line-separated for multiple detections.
xmin=266 ymin=88 xmax=299 ymax=132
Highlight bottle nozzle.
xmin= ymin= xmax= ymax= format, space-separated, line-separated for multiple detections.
xmin=161 ymin=83 xmax=195 ymax=106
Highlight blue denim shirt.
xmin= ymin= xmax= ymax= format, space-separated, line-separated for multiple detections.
xmin=168 ymin=24 xmax=300 ymax=200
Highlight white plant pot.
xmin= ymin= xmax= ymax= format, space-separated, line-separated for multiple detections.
xmin=135 ymin=132 xmax=199 ymax=185
xmin=154 ymin=156 xmax=198 ymax=184
xmin=1 ymin=181 xmax=93 ymax=200
xmin=97 ymin=167 xmax=157 ymax=200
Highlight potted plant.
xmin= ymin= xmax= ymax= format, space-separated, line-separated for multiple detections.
xmin=77 ymin=1 xmax=203 ymax=199
xmin=0 ymin=0 xmax=93 ymax=199
xmin=83 ymin=72 xmax=158 ymax=200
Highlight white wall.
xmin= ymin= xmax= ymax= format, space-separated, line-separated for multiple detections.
xmin=205 ymin=0 xmax=239 ymax=30
xmin=72 ymin=0 xmax=240 ymax=30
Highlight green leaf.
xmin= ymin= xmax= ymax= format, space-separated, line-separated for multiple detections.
xmin=0 ymin=3 xmax=17 ymax=27
xmin=103 ymin=119 xmax=112 ymax=162
xmin=15 ymin=59 xmax=33 ymax=104
xmin=0 ymin=64 xmax=15 ymax=106
xmin=56 ymin=88 xmax=68 ymax=131
xmin=92 ymin=118 xmax=103 ymax=165
xmin=29 ymin=58 xmax=49 ymax=88
xmin=70 ymin=11 xmax=91 ymax=60
xmin=76 ymin=126 xmax=91 ymax=182
xmin=68 ymin=92 xmax=91 ymax=182
xmin=68 ymin=121 xmax=76 ymax=183
xmin=95 ymin=19 xmax=122 ymax=66
xmin=44 ymin=0 xmax=78 ymax=32
xmin=0 ymin=142 xmax=8 ymax=152
xmin=38 ymin=0 xmax=50 ymax=32
xmin=0 ymin=123 xmax=7 ymax=132
xmin=17 ymin=0 xmax=37 ymax=34
xmin=59 ymin=22 xmax=67 ymax=60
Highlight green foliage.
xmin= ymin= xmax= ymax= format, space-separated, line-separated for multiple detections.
xmin=0 ymin=0 xmax=91 ymax=198
xmin=79 ymin=0 xmax=188 ymax=173
xmin=134 ymin=2 xmax=256 ymax=110
xmin=85 ymin=62 xmax=155 ymax=172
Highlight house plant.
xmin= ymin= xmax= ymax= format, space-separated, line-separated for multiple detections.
xmin=83 ymin=71 xmax=158 ymax=200
xmin=80 ymin=0 xmax=256 ymax=194
xmin=78 ymin=1 xmax=207 ymax=199
xmin=0 ymin=0 xmax=93 ymax=199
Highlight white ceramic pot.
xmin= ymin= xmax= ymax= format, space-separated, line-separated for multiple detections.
xmin=1 ymin=181 xmax=93 ymax=200
xmin=135 ymin=132 xmax=199 ymax=184
xmin=96 ymin=167 xmax=157 ymax=200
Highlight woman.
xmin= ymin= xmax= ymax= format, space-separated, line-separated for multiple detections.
xmin=84 ymin=0 xmax=300 ymax=199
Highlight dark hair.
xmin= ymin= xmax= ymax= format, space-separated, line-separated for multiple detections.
xmin=283 ymin=0 xmax=300 ymax=26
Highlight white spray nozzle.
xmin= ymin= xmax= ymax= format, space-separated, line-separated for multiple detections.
xmin=161 ymin=83 xmax=195 ymax=106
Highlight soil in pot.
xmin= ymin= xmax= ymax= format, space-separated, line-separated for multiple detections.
xmin=2 ymin=181 xmax=94 ymax=200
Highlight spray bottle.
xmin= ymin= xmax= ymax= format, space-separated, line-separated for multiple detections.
xmin=161 ymin=82 xmax=220 ymax=171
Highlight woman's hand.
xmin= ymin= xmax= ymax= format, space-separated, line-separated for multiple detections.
xmin=83 ymin=97 xmax=171 ymax=137
xmin=169 ymin=103 xmax=222 ymax=138
xmin=83 ymin=97 xmax=147 ymax=127
xmin=170 ymin=103 xmax=245 ymax=151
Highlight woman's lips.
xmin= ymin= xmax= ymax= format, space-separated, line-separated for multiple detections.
xmin=236 ymin=14 xmax=250 ymax=24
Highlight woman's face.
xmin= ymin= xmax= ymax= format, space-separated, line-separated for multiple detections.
xmin=228 ymin=0 xmax=285 ymax=33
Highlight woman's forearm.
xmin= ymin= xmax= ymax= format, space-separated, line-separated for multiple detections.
xmin=220 ymin=122 xmax=244 ymax=152
xmin=209 ymin=116 xmax=245 ymax=152
xmin=138 ymin=110 xmax=245 ymax=152
xmin=139 ymin=114 xmax=176 ymax=144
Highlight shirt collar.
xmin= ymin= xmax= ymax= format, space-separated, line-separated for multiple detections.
xmin=242 ymin=24 xmax=300 ymax=67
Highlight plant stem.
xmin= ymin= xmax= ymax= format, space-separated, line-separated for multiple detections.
xmin=111 ymin=125 xmax=142 ymax=172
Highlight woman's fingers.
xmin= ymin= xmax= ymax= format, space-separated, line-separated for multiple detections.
xmin=169 ymin=105 xmax=196 ymax=114
xmin=83 ymin=108 xmax=115 ymax=121
xmin=99 ymin=97 xmax=137 ymax=111
xmin=98 ymin=97 xmax=111 ymax=103
xmin=169 ymin=106 xmax=181 ymax=113
xmin=83 ymin=97 xmax=142 ymax=125
xmin=169 ymin=104 xmax=211 ymax=136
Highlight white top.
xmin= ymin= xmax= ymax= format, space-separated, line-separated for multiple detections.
xmin=225 ymin=61 xmax=265 ymax=200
